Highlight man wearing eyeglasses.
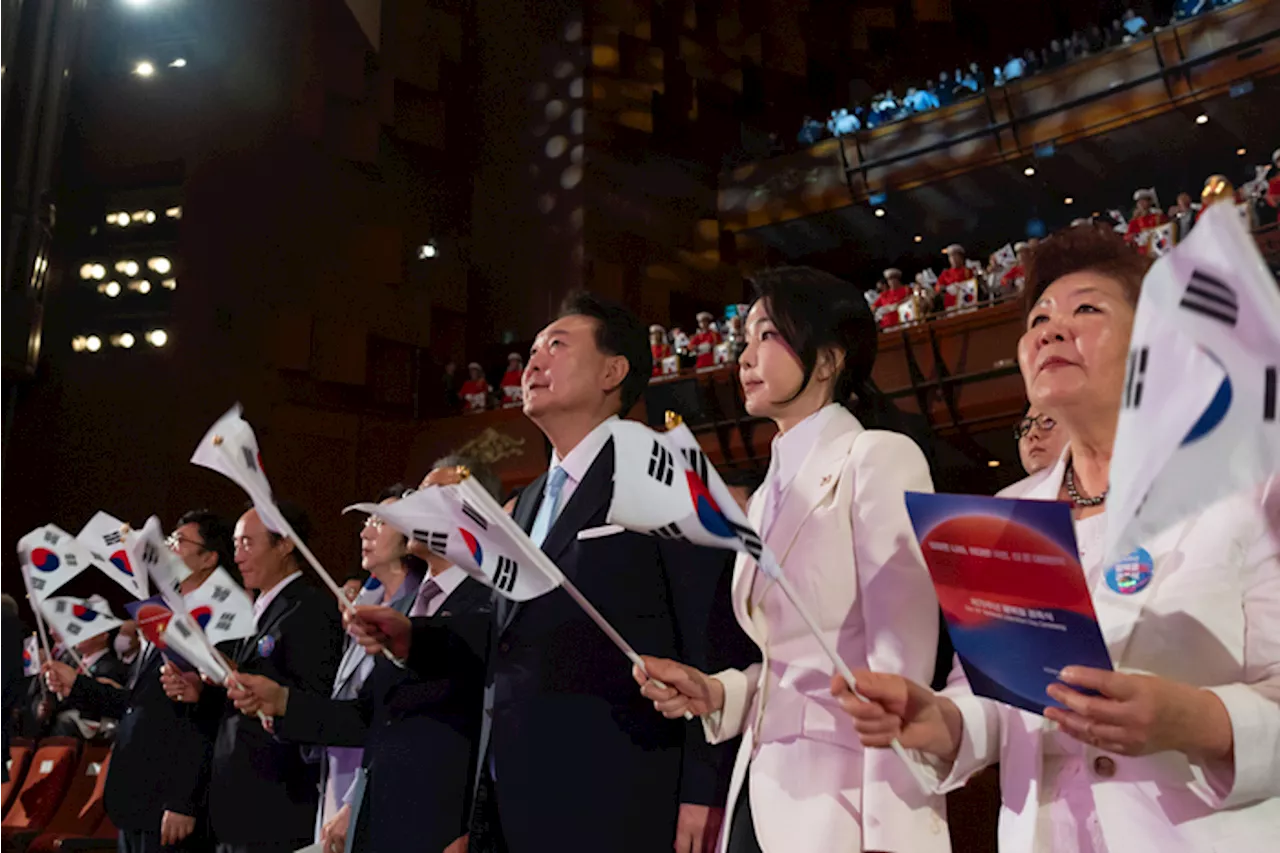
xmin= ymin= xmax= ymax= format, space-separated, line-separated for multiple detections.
xmin=1013 ymin=406 xmax=1067 ymax=478
xmin=44 ymin=509 xmax=235 ymax=853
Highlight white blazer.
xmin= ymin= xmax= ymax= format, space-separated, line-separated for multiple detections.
xmin=704 ymin=406 xmax=950 ymax=853
xmin=917 ymin=451 xmax=1280 ymax=853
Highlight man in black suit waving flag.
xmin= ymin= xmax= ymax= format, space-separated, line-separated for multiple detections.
xmin=349 ymin=292 xmax=752 ymax=853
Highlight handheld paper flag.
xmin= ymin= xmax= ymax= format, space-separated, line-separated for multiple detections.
xmin=77 ymin=512 xmax=146 ymax=599
xmin=1106 ymin=203 xmax=1280 ymax=564
xmin=22 ymin=635 xmax=42 ymax=676
xmin=993 ymin=243 xmax=1016 ymax=270
xmin=40 ymin=596 xmax=124 ymax=645
xmin=18 ymin=525 xmax=97 ymax=601
xmin=127 ymin=517 xmax=191 ymax=613
xmin=345 ymin=485 xmax=564 ymax=602
xmin=183 ymin=568 xmax=256 ymax=645
xmin=160 ymin=613 xmax=229 ymax=684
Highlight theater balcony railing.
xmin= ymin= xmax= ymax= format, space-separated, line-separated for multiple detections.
xmin=718 ymin=0 xmax=1280 ymax=232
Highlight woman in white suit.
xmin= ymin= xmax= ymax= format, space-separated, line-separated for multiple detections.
xmin=635 ymin=267 xmax=950 ymax=853
xmin=836 ymin=225 xmax=1280 ymax=852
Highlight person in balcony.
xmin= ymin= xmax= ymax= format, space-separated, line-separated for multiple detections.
xmin=500 ymin=353 xmax=524 ymax=405
xmin=690 ymin=311 xmax=723 ymax=369
xmin=1265 ymin=148 xmax=1280 ymax=223
xmin=968 ymin=62 xmax=986 ymax=91
xmin=458 ymin=363 xmax=492 ymax=413
xmin=797 ymin=116 xmax=825 ymax=146
xmin=827 ymin=108 xmax=859 ymax=137
xmin=1003 ymin=54 xmax=1027 ymax=82
xmin=649 ymin=324 xmax=673 ymax=376
xmin=1046 ymin=38 xmax=1067 ymax=69
xmin=937 ymin=244 xmax=975 ymax=309
xmin=1022 ymin=48 xmax=1042 ymax=76
xmin=936 ymin=72 xmax=955 ymax=106
xmin=1002 ymin=242 xmax=1030 ymax=293
xmin=871 ymin=269 xmax=913 ymax=330
xmin=903 ymin=87 xmax=937 ymax=115
xmin=1123 ymin=9 xmax=1148 ymax=37
xmin=1124 ymin=188 xmax=1169 ymax=253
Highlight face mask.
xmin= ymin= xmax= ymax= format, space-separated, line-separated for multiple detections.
xmin=114 ymin=634 xmax=137 ymax=660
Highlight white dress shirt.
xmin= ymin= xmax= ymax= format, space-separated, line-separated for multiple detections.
xmin=252 ymin=571 xmax=303 ymax=627
xmin=421 ymin=564 xmax=467 ymax=617
xmin=760 ymin=404 xmax=843 ymax=535
xmin=546 ymin=415 xmax=617 ymax=509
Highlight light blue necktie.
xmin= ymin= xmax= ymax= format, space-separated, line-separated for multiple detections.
xmin=529 ymin=466 xmax=570 ymax=547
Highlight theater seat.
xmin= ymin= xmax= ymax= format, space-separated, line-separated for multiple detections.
xmin=1 ymin=738 xmax=80 ymax=839
xmin=51 ymin=812 xmax=116 ymax=852
xmin=2 ymin=739 xmax=35 ymax=817
xmin=20 ymin=746 xmax=111 ymax=853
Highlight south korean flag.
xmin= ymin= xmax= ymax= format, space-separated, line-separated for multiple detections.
xmin=607 ymin=420 xmax=778 ymax=579
xmin=77 ymin=511 xmax=147 ymax=599
xmin=1105 ymin=202 xmax=1280 ymax=564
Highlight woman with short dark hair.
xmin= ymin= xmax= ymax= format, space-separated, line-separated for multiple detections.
xmin=836 ymin=225 xmax=1280 ymax=852
xmin=635 ymin=267 xmax=948 ymax=852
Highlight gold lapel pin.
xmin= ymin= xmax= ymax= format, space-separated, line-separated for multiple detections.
xmin=212 ymin=435 xmax=224 ymax=446
xmin=820 ymin=474 xmax=832 ymax=486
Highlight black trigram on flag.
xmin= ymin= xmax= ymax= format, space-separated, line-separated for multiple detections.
xmin=1124 ymin=346 xmax=1149 ymax=409
xmin=1179 ymin=270 xmax=1238 ymax=327
xmin=53 ymin=600 xmax=68 ymax=615
xmin=211 ymin=586 xmax=231 ymax=603
xmin=43 ymin=530 xmax=59 ymax=546
xmin=680 ymin=447 xmax=709 ymax=485
xmin=728 ymin=521 xmax=764 ymax=561
xmin=412 ymin=529 xmax=449 ymax=557
xmin=461 ymin=501 xmax=489 ymax=531
xmin=648 ymin=441 xmax=674 ymax=486
xmin=654 ymin=523 xmax=684 ymax=540
xmin=140 ymin=542 xmax=160 ymax=567
xmin=215 ymin=613 xmax=235 ymax=632
xmin=492 ymin=556 xmax=519 ymax=593
xmin=241 ymin=446 xmax=258 ymax=471
xmin=66 ymin=623 xmax=82 ymax=636
xmin=64 ymin=554 xmax=79 ymax=568
xmin=102 ymin=531 xmax=123 ymax=547
xmin=1266 ymin=367 xmax=1277 ymax=423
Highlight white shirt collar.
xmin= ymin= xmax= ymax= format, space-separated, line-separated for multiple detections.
xmin=81 ymin=648 xmax=109 ymax=671
xmin=767 ymin=403 xmax=843 ymax=492
xmin=549 ymin=415 xmax=617 ymax=487
xmin=423 ymin=564 xmax=467 ymax=615
xmin=252 ymin=570 xmax=303 ymax=626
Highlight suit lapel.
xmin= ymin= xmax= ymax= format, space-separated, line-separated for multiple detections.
xmin=539 ymin=440 xmax=612 ymax=565
xmin=762 ymin=408 xmax=862 ymax=569
xmin=237 ymin=583 xmax=295 ymax=664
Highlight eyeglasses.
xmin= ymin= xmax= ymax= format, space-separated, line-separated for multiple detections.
xmin=1013 ymin=414 xmax=1056 ymax=441
xmin=363 ymin=516 xmax=385 ymax=530
xmin=166 ymin=533 xmax=209 ymax=551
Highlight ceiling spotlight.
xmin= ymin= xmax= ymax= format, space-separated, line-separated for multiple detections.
xmin=165 ymin=206 xmax=182 ymax=219
xmin=71 ymin=336 xmax=86 ymax=353
xmin=169 ymin=58 xmax=187 ymax=68
xmin=80 ymin=263 xmax=95 ymax=280
xmin=147 ymin=256 xmax=172 ymax=274
xmin=112 ymin=332 xmax=136 ymax=349
xmin=131 ymin=210 xmax=155 ymax=224
xmin=85 ymin=335 xmax=102 ymax=353
xmin=1237 ymin=147 xmax=1247 ymax=156
xmin=1064 ymin=197 xmax=1074 ymax=204
xmin=133 ymin=61 xmax=155 ymax=78
xmin=1023 ymin=166 xmax=1036 ymax=177
xmin=115 ymin=260 xmax=140 ymax=277
xmin=987 ymin=459 xmax=1001 ymax=468
xmin=874 ymin=208 xmax=886 ymax=218
xmin=145 ymin=329 xmax=168 ymax=347
xmin=99 ymin=281 xmax=122 ymax=298
xmin=112 ymin=211 xmax=130 ymax=227
xmin=913 ymin=234 xmax=923 ymax=243
xmin=127 ymin=279 xmax=151 ymax=294
xmin=1195 ymin=113 xmax=1209 ymax=125
xmin=105 ymin=213 xmax=119 ymax=226
xmin=417 ymin=243 xmax=438 ymax=260
xmin=161 ymin=277 xmax=177 ymax=290
xmin=91 ymin=263 xmax=106 ymax=280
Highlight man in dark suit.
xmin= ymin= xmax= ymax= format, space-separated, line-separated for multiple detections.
xmin=45 ymin=510 xmax=235 ymax=853
xmin=165 ymin=503 xmax=343 ymax=853
xmin=350 ymin=293 xmax=747 ymax=853
xmin=228 ymin=460 xmax=500 ymax=853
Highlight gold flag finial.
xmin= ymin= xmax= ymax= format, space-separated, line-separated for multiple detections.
xmin=212 ymin=435 xmax=224 ymax=446
xmin=665 ymin=411 xmax=684 ymax=430
xmin=1201 ymin=174 xmax=1235 ymax=207
xmin=455 ymin=465 xmax=472 ymax=480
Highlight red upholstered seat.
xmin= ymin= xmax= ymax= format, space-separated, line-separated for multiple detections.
xmin=2 ymin=739 xmax=35 ymax=817
xmin=22 ymin=746 xmax=112 ymax=853
xmin=1 ymin=738 xmax=81 ymax=838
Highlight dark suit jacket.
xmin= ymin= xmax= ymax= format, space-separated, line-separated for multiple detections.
xmin=2 ymin=611 xmax=23 ymax=783
xmin=409 ymin=438 xmax=749 ymax=853
xmin=207 ymin=577 xmax=343 ymax=845
xmin=280 ymin=577 xmax=492 ymax=853
xmin=70 ymin=645 xmax=215 ymax=831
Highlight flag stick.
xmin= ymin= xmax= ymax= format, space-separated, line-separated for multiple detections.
xmin=455 ymin=477 xmax=691 ymax=719
xmin=19 ymin=563 xmax=58 ymax=697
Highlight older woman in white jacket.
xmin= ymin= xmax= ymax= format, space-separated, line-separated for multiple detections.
xmin=835 ymin=225 xmax=1280 ymax=853
xmin=634 ymin=267 xmax=949 ymax=853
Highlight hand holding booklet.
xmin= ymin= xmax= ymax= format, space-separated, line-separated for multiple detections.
xmin=904 ymin=492 xmax=1113 ymax=715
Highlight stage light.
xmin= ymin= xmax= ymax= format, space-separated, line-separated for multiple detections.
xmin=874 ymin=208 xmax=885 ymax=218
xmin=165 ymin=206 xmax=182 ymax=219
xmin=416 ymin=243 xmax=438 ymax=260
xmin=1064 ymin=197 xmax=1074 ymax=204
xmin=111 ymin=211 xmax=131 ymax=226
xmin=147 ymin=256 xmax=172 ymax=274
xmin=85 ymin=335 xmax=102 ymax=353
xmin=128 ymin=280 xmax=151 ymax=294
xmin=71 ymin=336 xmax=86 ymax=352
xmin=913 ymin=235 xmax=922 ymax=242
xmin=112 ymin=332 xmax=136 ymax=349
xmin=169 ymin=58 xmax=186 ymax=68
xmin=1023 ymin=166 xmax=1036 ymax=177
xmin=80 ymin=263 xmax=96 ymax=280
xmin=161 ymin=277 xmax=177 ymax=290
xmin=99 ymin=281 xmax=122 ymax=298
xmin=133 ymin=61 xmax=155 ymax=78
xmin=1195 ymin=113 xmax=1209 ymax=125
xmin=131 ymin=210 xmax=156 ymax=224
xmin=145 ymin=329 xmax=168 ymax=347
xmin=987 ymin=460 xmax=1001 ymax=468
xmin=91 ymin=264 xmax=106 ymax=279
xmin=115 ymin=260 xmax=140 ymax=277
xmin=1237 ymin=147 xmax=1246 ymax=156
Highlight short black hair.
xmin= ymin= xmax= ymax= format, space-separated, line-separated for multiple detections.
xmin=748 ymin=266 xmax=878 ymax=410
xmin=558 ymin=291 xmax=652 ymax=416
xmin=176 ymin=509 xmax=235 ymax=576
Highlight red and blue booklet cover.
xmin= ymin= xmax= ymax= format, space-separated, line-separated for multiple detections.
xmin=904 ymin=492 xmax=1113 ymax=715
xmin=124 ymin=596 xmax=193 ymax=671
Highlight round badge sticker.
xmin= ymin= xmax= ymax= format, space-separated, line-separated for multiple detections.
xmin=1106 ymin=547 xmax=1154 ymax=595
xmin=257 ymin=634 xmax=277 ymax=658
